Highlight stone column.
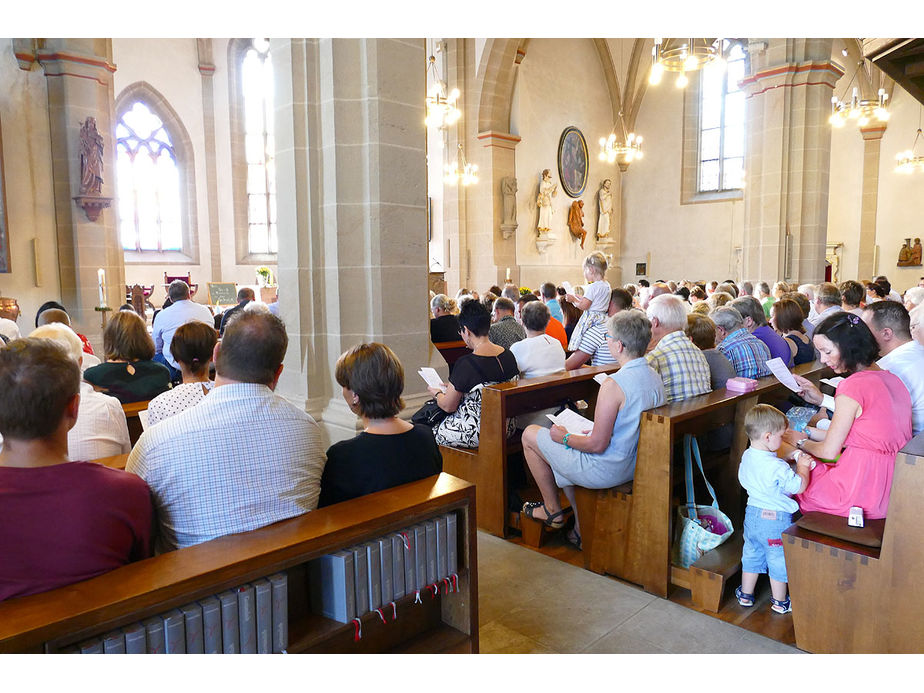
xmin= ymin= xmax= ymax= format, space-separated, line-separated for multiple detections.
xmin=197 ymin=39 xmax=222 ymax=282
xmin=740 ymin=39 xmax=843 ymax=285
xmin=476 ymin=130 xmax=520 ymax=287
xmin=273 ymin=38 xmax=430 ymax=445
xmin=37 ymin=39 xmax=123 ymax=346
xmin=858 ymin=124 xmax=886 ymax=279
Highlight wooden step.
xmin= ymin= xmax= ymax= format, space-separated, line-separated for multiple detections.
xmin=671 ymin=534 xmax=743 ymax=613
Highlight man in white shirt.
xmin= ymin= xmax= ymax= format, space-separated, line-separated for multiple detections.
xmin=510 ymin=301 xmax=565 ymax=378
xmin=809 ymin=282 xmax=843 ymax=327
xmin=862 ymin=301 xmax=924 ymax=437
xmin=28 ymin=323 xmax=130 ymax=460
xmin=152 ymin=280 xmax=214 ymax=381
xmin=127 ymin=311 xmax=325 ymax=552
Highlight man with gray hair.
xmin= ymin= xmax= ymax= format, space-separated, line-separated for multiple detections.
xmin=713 ymin=306 xmax=772 ymax=379
xmin=729 ymin=296 xmax=791 ymax=365
xmin=152 ymin=280 xmax=214 ymax=382
xmin=809 ymin=282 xmax=843 ymax=327
xmin=489 ymin=296 xmax=526 ymax=349
xmin=645 ymin=294 xmax=710 ymax=402
xmin=903 ymin=286 xmax=924 ymax=313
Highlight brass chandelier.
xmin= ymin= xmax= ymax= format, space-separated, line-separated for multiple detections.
xmin=598 ymin=112 xmax=643 ymax=168
xmin=649 ymin=38 xmax=725 ymax=88
xmin=895 ymin=109 xmax=924 ymax=174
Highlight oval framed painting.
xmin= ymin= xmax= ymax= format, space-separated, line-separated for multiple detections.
xmin=557 ymin=126 xmax=588 ymax=198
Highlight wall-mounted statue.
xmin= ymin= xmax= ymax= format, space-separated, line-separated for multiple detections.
xmin=537 ymin=169 xmax=557 ymax=234
xmin=501 ymin=177 xmax=518 ymax=239
xmin=897 ymin=237 xmax=922 ymax=267
xmin=79 ymin=117 xmax=105 ymax=196
xmin=912 ymin=237 xmax=922 ymax=266
xmin=568 ymin=199 xmax=587 ymax=249
xmin=597 ymin=178 xmax=612 ymax=239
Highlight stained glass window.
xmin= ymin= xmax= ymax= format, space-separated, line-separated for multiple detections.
xmin=698 ymin=41 xmax=746 ymax=193
xmin=117 ymin=102 xmax=183 ymax=252
xmin=241 ymin=38 xmax=277 ymax=255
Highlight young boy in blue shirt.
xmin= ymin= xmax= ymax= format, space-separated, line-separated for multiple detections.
xmin=736 ymin=404 xmax=813 ymax=614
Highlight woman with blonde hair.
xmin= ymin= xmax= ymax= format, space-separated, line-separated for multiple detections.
xmin=563 ymin=251 xmax=611 ymax=353
xmin=430 ymin=294 xmax=461 ymax=342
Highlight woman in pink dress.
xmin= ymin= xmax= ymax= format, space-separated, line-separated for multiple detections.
xmin=786 ymin=312 xmax=912 ymax=519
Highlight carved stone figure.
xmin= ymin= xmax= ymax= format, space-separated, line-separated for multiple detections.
xmin=537 ymin=169 xmax=557 ymax=233
xmin=898 ymin=238 xmax=914 ymax=267
xmin=597 ymin=179 xmax=612 ymax=239
xmin=79 ymin=117 xmax=105 ymax=196
xmin=501 ymin=177 xmax=518 ymax=239
xmin=568 ymin=199 xmax=587 ymax=249
xmin=912 ymin=238 xmax=922 ymax=266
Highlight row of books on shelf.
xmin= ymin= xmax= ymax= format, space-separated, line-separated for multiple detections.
xmin=63 ymin=574 xmax=288 ymax=654
xmin=310 ymin=512 xmax=459 ymax=624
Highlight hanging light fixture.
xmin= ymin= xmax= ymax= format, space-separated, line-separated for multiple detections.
xmin=895 ymin=109 xmax=924 ymax=174
xmin=649 ymin=38 xmax=725 ymax=88
xmin=425 ymin=48 xmax=461 ymax=130
xmin=598 ymin=112 xmax=643 ymax=169
xmin=444 ymin=144 xmax=478 ymax=186
xmin=829 ymin=61 xmax=890 ymax=128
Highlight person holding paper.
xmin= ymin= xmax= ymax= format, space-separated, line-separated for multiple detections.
xmin=319 ymin=343 xmax=442 ymax=507
xmin=520 ymin=310 xmax=665 ymax=549
xmin=784 ymin=312 xmax=912 ymax=520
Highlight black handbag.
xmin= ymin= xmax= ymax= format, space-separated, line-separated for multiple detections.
xmin=411 ymin=399 xmax=449 ymax=427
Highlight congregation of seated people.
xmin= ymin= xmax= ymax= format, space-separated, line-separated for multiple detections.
xmin=2 ymin=270 xmax=922 ymax=610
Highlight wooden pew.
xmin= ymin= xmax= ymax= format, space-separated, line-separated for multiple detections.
xmin=0 ymin=473 xmax=478 ymax=654
xmin=96 ymin=453 xmax=128 ymax=470
xmin=575 ymin=360 xmax=830 ymax=610
xmin=433 ymin=340 xmax=468 ymax=374
xmin=121 ymin=400 xmax=150 ymax=446
xmin=782 ymin=432 xmax=924 ymax=653
xmin=439 ymin=365 xmax=618 ymax=538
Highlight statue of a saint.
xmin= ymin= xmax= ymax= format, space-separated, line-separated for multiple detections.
xmin=501 ymin=177 xmax=518 ymax=238
xmin=568 ymin=199 xmax=587 ymax=249
xmin=912 ymin=238 xmax=923 ymax=266
xmin=597 ymin=179 xmax=612 ymax=239
xmin=898 ymin=238 xmax=914 ymax=267
xmin=79 ymin=117 xmax=105 ymax=196
xmin=537 ymin=169 xmax=557 ymax=233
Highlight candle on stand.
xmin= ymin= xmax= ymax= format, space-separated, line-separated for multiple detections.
xmin=505 ymin=267 xmax=511 ymax=282
xmin=97 ymin=268 xmax=107 ymax=308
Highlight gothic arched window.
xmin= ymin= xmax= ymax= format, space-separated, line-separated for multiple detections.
xmin=697 ymin=41 xmax=747 ymax=192
xmin=116 ymin=102 xmax=183 ymax=251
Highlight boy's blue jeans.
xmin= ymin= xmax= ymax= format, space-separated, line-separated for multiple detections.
xmin=742 ymin=505 xmax=792 ymax=584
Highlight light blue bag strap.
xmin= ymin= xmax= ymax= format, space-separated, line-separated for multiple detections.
xmin=683 ymin=434 xmax=698 ymax=521
xmin=684 ymin=433 xmax=721 ymax=510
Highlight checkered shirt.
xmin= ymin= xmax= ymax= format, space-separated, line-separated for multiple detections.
xmin=126 ymin=382 xmax=325 ymax=552
xmin=718 ymin=328 xmax=772 ymax=380
xmin=645 ymin=330 xmax=712 ymax=403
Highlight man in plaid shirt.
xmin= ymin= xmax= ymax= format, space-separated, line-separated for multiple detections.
xmin=713 ymin=306 xmax=772 ymax=379
xmin=645 ymin=295 xmax=711 ymax=402
xmin=127 ymin=311 xmax=325 ymax=552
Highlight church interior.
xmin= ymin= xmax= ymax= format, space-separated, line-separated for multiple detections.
xmin=1 ymin=21 xmax=923 ymax=671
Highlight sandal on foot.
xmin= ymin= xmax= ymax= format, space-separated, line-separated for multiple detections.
xmin=522 ymin=501 xmax=568 ymax=529
xmin=735 ymin=586 xmax=755 ymax=608
xmin=565 ymin=528 xmax=582 ymax=551
xmin=770 ymin=597 xmax=791 ymax=614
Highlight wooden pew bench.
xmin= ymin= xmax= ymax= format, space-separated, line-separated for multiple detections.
xmin=121 ymin=400 xmax=150 ymax=446
xmin=0 ymin=473 xmax=478 ymax=654
xmin=575 ymin=361 xmax=830 ymax=612
xmin=439 ymin=365 xmax=618 ymax=538
xmin=782 ymin=432 xmax=924 ymax=653
xmin=433 ymin=340 xmax=468 ymax=375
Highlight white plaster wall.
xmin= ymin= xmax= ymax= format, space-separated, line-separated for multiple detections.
xmin=826 ymin=121 xmax=864 ymax=280
xmin=0 ymin=43 xmax=61 ymax=332
xmin=622 ymin=73 xmax=744 ymax=283
xmin=511 ymin=38 xmax=620 ymax=290
xmin=874 ymin=86 xmax=924 ymax=293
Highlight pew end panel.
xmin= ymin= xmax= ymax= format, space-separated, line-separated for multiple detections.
xmin=783 ymin=433 xmax=924 ymax=653
xmin=0 ymin=474 xmax=479 ymax=655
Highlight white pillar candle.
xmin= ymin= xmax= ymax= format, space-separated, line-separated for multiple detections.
xmin=98 ymin=268 xmax=106 ymax=307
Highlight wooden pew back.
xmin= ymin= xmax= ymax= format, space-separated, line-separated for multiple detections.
xmin=0 ymin=474 xmax=478 ymax=655
xmin=121 ymin=400 xmax=150 ymax=446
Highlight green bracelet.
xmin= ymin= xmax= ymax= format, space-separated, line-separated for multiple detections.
xmin=563 ymin=433 xmax=572 ymax=448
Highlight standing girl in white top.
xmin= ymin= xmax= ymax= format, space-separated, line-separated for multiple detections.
xmin=565 ymin=251 xmax=611 ymax=352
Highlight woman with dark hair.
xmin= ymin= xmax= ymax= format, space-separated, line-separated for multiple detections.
xmin=83 ymin=311 xmax=171 ymax=404
xmin=35 ymin=301 xmax=96 ymax=356
xmin=558 ymin=296 xmax=583 ymax=343
xmin=319 ymin=343 xmax=442 ymax=506
xmin=145 ymin=321 xmax=218 ymax=426
xmin=770 ymin=298 xmax=814 ymax=365
xmin=786 ymin=312 xmax=912 ymax=519
xmin=426 ymin=299 xmax=518 ymax=448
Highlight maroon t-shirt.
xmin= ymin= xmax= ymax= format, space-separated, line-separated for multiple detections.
xmin=0 ymin=461 xmax=153 ymax=602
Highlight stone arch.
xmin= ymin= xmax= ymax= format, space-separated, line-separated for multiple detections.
xmin=114 ymin=80 xmax=199 ymax=262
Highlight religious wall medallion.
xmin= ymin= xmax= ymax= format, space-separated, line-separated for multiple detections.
xmin=557 ymin=126 xmax=588 ymax=198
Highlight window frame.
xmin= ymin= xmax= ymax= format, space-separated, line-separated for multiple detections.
xmin=228 ymin=38 xmax=279 ymax=265
xmin=680 ymin=40 xmax=747 ymax=205
xmin=114 ymin=82 xmax=199 ymax=265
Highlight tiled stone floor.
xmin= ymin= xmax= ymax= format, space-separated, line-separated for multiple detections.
xmin=476 ymin=533 xmax=800 ymax=655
